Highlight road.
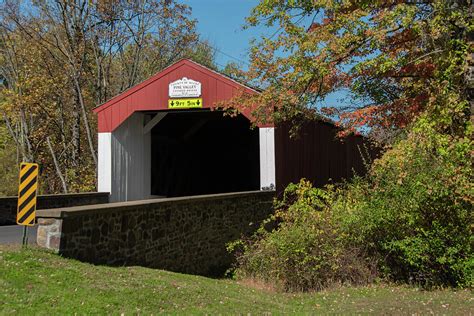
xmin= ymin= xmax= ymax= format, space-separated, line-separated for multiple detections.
xmin=0 ymin=225 xmax=37 ymax=245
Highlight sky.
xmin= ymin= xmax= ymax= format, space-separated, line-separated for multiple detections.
xmin=182 ymin=0 xmax=350 ymax=109
xmin=183 ymin=0 xmax=270 ymax=68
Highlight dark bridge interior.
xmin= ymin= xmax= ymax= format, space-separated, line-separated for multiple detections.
xmin=151 ymin=111 xmax=260 ymax=197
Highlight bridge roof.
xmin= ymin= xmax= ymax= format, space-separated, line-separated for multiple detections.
xmin=93 ymin=59 xmax=264 ymax=132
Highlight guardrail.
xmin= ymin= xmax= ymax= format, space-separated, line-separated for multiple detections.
xmin=0 ymin=192 xmax=110 ymax=225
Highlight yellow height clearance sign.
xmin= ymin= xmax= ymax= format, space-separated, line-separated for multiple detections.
xmin=168 ymin=98 xmax=203 ymax=109
xmin=16 ymin=163 xmax=39 ymax=226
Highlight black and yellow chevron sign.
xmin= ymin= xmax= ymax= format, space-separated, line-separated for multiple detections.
xmin=16 ymin=163 xmax=39 ymax=226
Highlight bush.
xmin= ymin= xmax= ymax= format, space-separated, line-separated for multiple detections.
xmin=339 ymin=124 xmax=473 ymax=287
xmin=230 ymin=122 xmax=472 ymax=290
xmin=228 ymin=180 xmax=377 ymax=292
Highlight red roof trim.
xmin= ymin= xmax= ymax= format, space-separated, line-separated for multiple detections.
xmin=93 ymin=59 xmax=258 ymax=114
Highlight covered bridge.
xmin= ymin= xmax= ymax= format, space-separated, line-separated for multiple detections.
xmin=94 ymin=59 xmax=372 ymax=202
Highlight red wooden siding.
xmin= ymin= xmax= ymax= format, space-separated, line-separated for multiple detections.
xmin=94 ymin=59 xmax=263 ymax=132
xmin=275 ymin=120 xmax=380 ymax=194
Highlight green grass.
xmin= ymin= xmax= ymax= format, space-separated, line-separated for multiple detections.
xmin=0 ymin=246 xmax=472 ymax=315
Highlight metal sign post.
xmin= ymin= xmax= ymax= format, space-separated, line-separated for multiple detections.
xmin=16 ymin=162 xmax=39 ymax=246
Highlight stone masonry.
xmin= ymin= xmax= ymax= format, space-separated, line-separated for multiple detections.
xmin=36 ymin=191 xmax=274 ymax=276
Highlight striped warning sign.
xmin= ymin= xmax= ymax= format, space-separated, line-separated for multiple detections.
xmin=16 ymin=163 xmax=39 ymax=226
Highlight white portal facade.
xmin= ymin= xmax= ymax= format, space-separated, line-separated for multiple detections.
xmin=97 ymin=114 xmax=275 ymax=202
xmin=98 ymin=113 xmax=151 ymax=202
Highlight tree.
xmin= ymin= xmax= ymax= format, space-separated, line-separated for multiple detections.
xmin=222 ymin=61 xmax=247 ymax=82
xmin=0 ymin=121 xmax=17 ymax=196
xmin=1 ymin=27 xmax=76 ymax=192
xmin=230 ymin=0 xmax=473 ymax=289
xmin=228 ymin=0 xmax=472 ymax=138
xmin=0 ymin=0 xmax=212 ymax=194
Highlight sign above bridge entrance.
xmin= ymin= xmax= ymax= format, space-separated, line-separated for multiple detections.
xmin=168 ymin=77 xmax=201 ymax=98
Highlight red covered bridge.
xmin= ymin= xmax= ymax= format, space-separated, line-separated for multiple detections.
xmin=94 ymin=59 xmax=372 ymax=202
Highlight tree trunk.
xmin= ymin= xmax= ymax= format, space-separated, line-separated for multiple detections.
xmin=73 ymin=75 xmax=98 ymax=166
xmin=47 ymin=136 xmax=68 ymax=193
xmin=71 ymin=96 xmax=81 ymax=168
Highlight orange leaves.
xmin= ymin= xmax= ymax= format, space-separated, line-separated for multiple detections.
xmin=384 ymin=29 xmax=417 ymax=53
xmin=337 ymin=93 xmax=429 ymax=135
xmin=229 ymin=0 xmax=471 ymax=138
xmin=307 ymin=22 xmax=321 ymax=33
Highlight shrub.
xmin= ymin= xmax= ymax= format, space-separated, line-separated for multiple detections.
xmin=339 ymin=124 xmax=473 ymax=287
xmin=228 ymin=180 xmax=377 ymax=292
xmin=230 ymin=122 xmax=472 ymax=290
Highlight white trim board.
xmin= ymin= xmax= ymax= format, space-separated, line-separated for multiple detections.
xmin=259 ymin=127 xmax=276 ymax=190
xmin=98 ymin=132 xmax=112 ymax=194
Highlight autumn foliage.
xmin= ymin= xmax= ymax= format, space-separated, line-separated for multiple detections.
xmin=226 ymin=1 xmax=471 ymax=138
xmin=229 ymin=0 xmax=473 ymax=291
xmin=0 ymin=0 xmax=215 ymax=194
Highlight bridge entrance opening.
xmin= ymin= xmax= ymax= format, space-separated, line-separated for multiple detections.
xmin=150 ymin=111 xmax=260 ymax=197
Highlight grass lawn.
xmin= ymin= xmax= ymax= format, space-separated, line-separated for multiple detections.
xmin=0 ymin=246 xmax=472 ymax=315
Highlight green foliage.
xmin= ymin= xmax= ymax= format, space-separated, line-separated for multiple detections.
xmin=182 ymin=40 xmax=217 ymax=70
xmin=230 ymin=0 xmax=473 ymax=292
xmin=340 ymin=122 xmax=472 ymax=287
xmin=229 ymin=180 xmax=376 ymax=292
xmin=233 ymin=125 xmax=472 ymax=290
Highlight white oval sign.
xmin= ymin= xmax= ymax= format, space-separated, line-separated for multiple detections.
xmin=169 ymin=77 xmax=201 ymax=98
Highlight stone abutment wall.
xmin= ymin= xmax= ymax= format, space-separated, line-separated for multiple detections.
xmin=36 ymin=191 xmax=274 ymax=276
